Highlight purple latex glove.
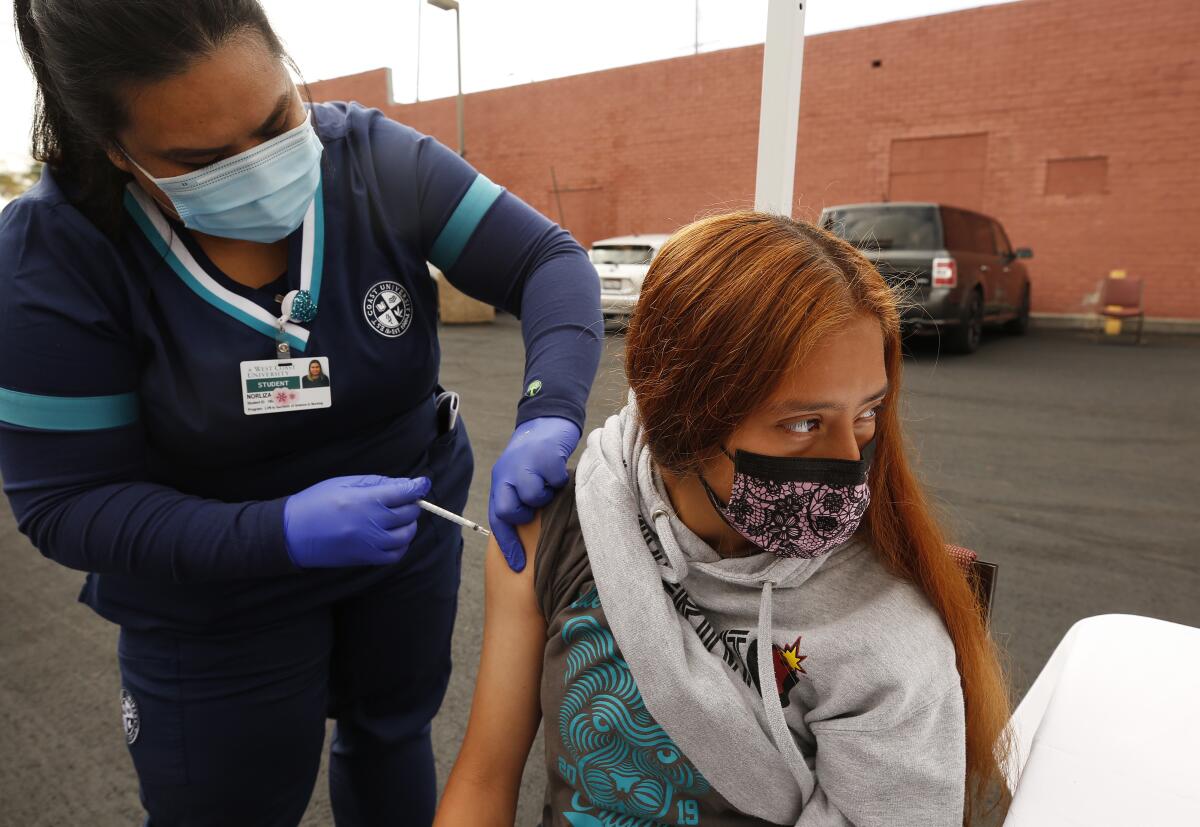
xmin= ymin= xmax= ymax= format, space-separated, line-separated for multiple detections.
xmin=489 ymin=416 xmax=581 ymax=571
xmin=284 ymin=475 xmax=431 ymax=568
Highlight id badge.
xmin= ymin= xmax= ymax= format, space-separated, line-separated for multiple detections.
xmin=240 ymin=357 xmax=333 ymax=415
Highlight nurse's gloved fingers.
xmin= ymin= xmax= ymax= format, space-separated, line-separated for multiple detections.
xmin=491 ymin=479 xmax=533 ymax=524
xmin=496 ymin=501 xmax=536 ymax=527
xmin=496 ymin=523 xmax=526 ymax=572
xmin=531 ymin=451 xmax=571 ymax=490
xmin=373 ymin=502 xmax=422 ymax=530
xmin=520 ymin=482 xmax=557 ymax=511
xmin=376 ymin=476 xmax=431 ymax=508
xmin=394 ymin=501 xmax=423 ymax=525
xmin=346 ymin=474 xmax=390 ymax=488
xmin=383 ymin=521 xmax=419 ymax=553
xmin=512 ymin=468 xmax=555 ymax=509
xmin=487 ymin=494 xmax=525 ymax=571
xmin=489 ymin=497 xmax=526 ymax=573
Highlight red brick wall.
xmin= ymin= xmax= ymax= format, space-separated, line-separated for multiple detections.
xmin=309 ymin=0 xmax=1200 ymax=319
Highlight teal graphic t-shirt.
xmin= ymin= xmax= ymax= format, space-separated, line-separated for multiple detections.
xmin=535 ymin=485 xmax=763 ymax=826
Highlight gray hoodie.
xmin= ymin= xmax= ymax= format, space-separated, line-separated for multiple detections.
xmin=573 ymin=403 xmax=966 ymax=825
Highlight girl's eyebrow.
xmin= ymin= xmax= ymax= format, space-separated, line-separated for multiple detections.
xmin=766 ymin=384 xmax=890 ymax=414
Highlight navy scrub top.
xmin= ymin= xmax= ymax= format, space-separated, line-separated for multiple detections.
xmin=0 ymin=102 xmax=602 ymax=629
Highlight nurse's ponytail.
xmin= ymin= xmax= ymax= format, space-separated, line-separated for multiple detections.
xmin=13 ymin=0 xmax=295 ymax=237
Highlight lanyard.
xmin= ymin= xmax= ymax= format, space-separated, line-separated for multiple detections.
xmin=123 ymin=182 xmax=324 ymax=357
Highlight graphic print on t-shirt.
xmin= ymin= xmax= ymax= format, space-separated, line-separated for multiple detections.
xmin=557 ymin=587 xmax=710 ymax=825
xmin=746 ymin=636 xmax=809 ymax=708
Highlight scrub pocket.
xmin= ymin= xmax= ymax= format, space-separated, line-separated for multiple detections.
xmin=117 ymin=628 xmax=188 ymax=787
xmin=425 ymin=388 xmax=473 ymax=518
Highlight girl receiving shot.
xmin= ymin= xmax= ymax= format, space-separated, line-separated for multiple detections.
xmin=435 ymin=212 xmax=1011 ymax=826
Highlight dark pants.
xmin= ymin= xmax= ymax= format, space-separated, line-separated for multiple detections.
xmin=119 ymin=529 xmax=462 ymax=827
xmin=117 ymin=418 xmax=472 ymax=826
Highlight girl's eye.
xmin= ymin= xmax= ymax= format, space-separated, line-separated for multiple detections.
xmin=858 ymin=406 xmax=881 ymax=422
xmin=784 ymin=418 xmax=820 ymax=434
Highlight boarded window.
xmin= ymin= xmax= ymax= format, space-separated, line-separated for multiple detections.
xmin=888 ymin=133 xmax=988 ymax=212
xmin=1045 ymin=157 xmax=1108 ymax=196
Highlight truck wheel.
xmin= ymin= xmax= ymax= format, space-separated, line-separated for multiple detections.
xmin=946 ymin=290 xmax=983 ymax=354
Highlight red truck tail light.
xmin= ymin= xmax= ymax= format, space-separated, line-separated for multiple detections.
xmin=932 ymin=257 xmax=957 ymax=287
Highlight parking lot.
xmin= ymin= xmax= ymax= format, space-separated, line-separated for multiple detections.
xmin=1 ymin=316 xmax=1197 ymax=824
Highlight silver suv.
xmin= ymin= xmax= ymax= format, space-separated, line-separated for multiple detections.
xmin=591 ymin=234 xmax=670 ymax=322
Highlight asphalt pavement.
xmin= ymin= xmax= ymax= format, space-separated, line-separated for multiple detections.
xmin=1 ymin=315 xmax=1196 ymax=825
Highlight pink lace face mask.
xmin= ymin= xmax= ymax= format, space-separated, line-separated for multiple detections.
xmin=700 ymin=441 xmax=874 ymax=559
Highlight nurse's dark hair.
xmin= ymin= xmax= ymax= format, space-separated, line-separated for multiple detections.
xmin=626 ymin=211 xmax=1013 ymax=825
xmin=14 ymin=0 xmax=298 ymax=236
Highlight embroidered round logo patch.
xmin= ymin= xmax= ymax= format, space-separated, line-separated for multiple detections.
xmin=525 ymin=379 xmax=543 ymax=398
xmin=120 ymin=688 xmax=140 ymax=745
xmin=363 ymin=281 xmax=414 ymax=338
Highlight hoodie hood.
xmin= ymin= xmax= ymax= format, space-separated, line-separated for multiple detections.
xmin=621 ymin=400 xmax=840 ymax=593
xmin=575 ymin=401 xmax=865 ymax=823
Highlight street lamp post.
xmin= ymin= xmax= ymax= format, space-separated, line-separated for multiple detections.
xmin=427 ymin=0 xmax=464 ymax=157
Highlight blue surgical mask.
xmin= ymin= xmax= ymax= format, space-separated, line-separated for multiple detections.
xmin=124 ymin=112 xmax=323 ymax=243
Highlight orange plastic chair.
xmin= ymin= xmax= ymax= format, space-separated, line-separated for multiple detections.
xmin=947 ymin=544 xmax=997 ymax=622
xmin=1098 ymin=276 xmax=1145 ymax=344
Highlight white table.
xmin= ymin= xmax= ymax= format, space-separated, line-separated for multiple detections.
xmin=1004 ymin=614 xmax=1200 ymax=826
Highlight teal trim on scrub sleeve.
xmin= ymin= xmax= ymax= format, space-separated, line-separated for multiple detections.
xmin=429 ymin=174 xmax=504 ymax=272
xmin=0 ymin=386 xmax=139 ymax=431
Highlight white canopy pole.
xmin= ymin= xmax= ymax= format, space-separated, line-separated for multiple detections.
xmin=754 ymin=0 xmax=807 ymax=216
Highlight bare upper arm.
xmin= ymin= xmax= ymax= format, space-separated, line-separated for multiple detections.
xmin=479 ymin=513 xmax=547 ymax=668
xmin=436 ymin=515 xmax=547 ymax=824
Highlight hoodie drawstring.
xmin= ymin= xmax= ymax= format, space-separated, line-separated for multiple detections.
xmin=650 ymin=507 xmax=690 ymax=584
xmin=653 ymin=505 xmax=817 ymax=800
xmin=756 ymin=580 xmax=817 ymax=801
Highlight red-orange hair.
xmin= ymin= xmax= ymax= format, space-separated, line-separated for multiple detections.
xmin=625 ymin=210 xmax=1011 ymax=823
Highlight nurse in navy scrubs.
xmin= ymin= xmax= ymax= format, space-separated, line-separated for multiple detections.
xmin=1 ymin=1 xmax=601 ymax=824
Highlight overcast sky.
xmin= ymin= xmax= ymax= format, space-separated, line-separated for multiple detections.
xmin=0 ymin=0 xmax=1017 ymax=169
